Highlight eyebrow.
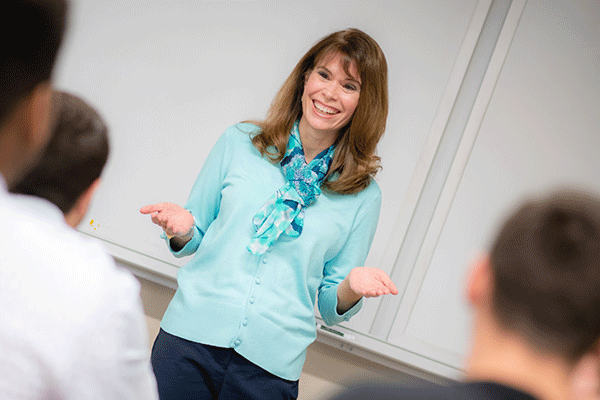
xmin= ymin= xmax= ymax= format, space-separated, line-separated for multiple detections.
xmin=317 ymin=66 xmax=362 ymax=86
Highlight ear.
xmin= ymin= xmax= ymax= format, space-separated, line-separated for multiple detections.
xmin=466 ymin=252 xmax=493 ymax=307
xmin=569 ymin=346 xmax=600 ymax=398
xmin=64 ymin=178 xmax=102 ymax=228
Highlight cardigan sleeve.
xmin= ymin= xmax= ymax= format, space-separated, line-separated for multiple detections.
xmin=165 ymin=126 xmax=233 ymax=257
xmin=317 ymin=183 xmax=382 ymax=326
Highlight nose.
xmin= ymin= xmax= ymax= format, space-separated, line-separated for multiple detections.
xmin=323 ymin=81 xmax=340 ymax=100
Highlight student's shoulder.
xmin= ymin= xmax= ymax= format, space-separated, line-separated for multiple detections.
xmin=2 ymin=208 xmax=140 ymax=327
xmin=334 ymin=382 xmax=463 ymax=400
xmin=45 ymin=233 xmax=142 ymax=330
xmin=9 ymin=208 xmax=139 ymax=302
xmin=60 ymin=231 xmax=140 ymax=295
xmin=335 ymin=381 xmax=527 ymax=400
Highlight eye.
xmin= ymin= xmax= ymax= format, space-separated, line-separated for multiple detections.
xmin=318 ymin=71 xmax=329 ymax=79
xmin=344 ymin=83 xmax=358 ymax=91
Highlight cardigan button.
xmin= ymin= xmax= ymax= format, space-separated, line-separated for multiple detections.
xmin=243 ymin=319 xmax=248 ymax=326
xmin=234 ymin=339 xmax=241 ymax=346
xmin=249 ymin=297 xmax=255 ymax=304
xmin=255 ymin=278 xmax=261 ymax=285
xmin=262 ymin=258 xmax=268 ymax=264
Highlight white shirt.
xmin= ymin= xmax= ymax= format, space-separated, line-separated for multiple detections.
xmin=0 ymin=176 xmax=158 ymax=400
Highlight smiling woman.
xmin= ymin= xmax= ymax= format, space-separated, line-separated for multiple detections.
xmin=140 ymin=28 xmax=396 ymax=399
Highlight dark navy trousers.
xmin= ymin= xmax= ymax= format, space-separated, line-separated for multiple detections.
xmin=151 ymin=328 xmax=299 ymax=400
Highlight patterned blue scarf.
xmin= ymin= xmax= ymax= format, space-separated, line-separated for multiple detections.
xmin=247 ymin=120 xmax=335 ymax=255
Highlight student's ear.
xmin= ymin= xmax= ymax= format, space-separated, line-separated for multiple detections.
xmin=65 ymin=178 xmax=102 ymax=228
xmin=569 ymin=345 xmax=600 ymax=400
xmin=466 ymin=253 xmax=493 ymax=308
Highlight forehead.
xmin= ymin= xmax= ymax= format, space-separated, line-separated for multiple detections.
xmin=315 ymin=52 xmax=361 ymax=82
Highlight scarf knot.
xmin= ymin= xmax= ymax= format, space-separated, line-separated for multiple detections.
xmin=247 ymin=121 xmax=334 ymax=255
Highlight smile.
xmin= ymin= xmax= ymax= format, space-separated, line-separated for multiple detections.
xmin=313 ymin=101 xmax=339 ymax=115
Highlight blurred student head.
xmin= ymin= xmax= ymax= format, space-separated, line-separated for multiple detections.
xmin=0 ymin=0 xmax=68 ymax=188
xmin=12 ymin=91 xmax=109 ymax=228
xmin=334 ymin=189 xmax=600 ymax=400
xmin=468 ymin=189 xmax=600 ymax=364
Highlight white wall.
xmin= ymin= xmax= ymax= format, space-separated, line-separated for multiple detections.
xmin=57 ymin=0 xmax=600 ymax=388
xmin=54 ymin=0 xmax=484 ymax=378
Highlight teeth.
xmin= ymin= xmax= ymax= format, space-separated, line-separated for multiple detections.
xmin=314 ymin=102 xmax=337 ymax=115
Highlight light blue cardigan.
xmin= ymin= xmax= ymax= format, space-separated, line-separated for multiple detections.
xmin=160 ymin=123 xmax=381 ymax=380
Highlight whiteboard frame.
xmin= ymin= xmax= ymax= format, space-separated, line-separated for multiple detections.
xmin=386 ymin=0 xmax=528 ymax=369
xmin=362 ymin=0 xmax=494 ymax=338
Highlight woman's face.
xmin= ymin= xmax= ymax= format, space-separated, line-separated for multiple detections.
xmin=300 ymin=52 xmax=361 ymax=140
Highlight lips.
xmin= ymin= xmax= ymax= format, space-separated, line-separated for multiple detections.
xmin=313 ymin=100 xmax=339 ymax=116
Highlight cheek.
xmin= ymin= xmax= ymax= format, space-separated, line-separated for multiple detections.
xmin=304 ymin=76 xmax=321 ymax=96
xmin=301 ymin=87 xmax=311 ymax=112
xmin=344 ymin=94 xmax=360 ymax=116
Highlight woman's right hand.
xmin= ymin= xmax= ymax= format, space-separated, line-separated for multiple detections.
xmin=140 ymin=202 xmax=194 ymax=238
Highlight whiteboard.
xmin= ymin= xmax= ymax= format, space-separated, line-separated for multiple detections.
xmin=53 ymin=0 xmax=494 ymax=381
xmin=388 ymin=0 xmax=600 ymax=372
xmin=55 ymin=0 xmax=480 ymax=283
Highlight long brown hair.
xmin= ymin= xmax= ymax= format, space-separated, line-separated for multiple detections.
xmin=251 ymin=28 xmax=388 ymax=195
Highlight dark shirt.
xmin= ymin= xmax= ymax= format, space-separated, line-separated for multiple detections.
xmin=332 ymin=381 xmax=538 ymax=400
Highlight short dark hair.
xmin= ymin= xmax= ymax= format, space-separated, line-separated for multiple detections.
xmin=490 ymin=190 xmax=600 ymax=362
xmin=0 ymin=0 xmax=68 ymax=126
xmin=12 ymin=91 xmax=109 ymax=214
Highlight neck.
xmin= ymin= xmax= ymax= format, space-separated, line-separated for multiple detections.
xmin=297 ymin=118 xmax=337 ymax=163
xmin=0 ymin=128 xmax=29 ymax=189
xmin=465 ymin=317 xmax=572 ymax=400
xmin=0 ymin=98 xmax=45 ymax=189
xmin=64 ymin=208 xmax=81 ymax=228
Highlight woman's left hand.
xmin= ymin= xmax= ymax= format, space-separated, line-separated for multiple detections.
xmin=346 ymin=267 xmax=398 ymax=298
xmin=336 ymin=267 xmax=398 ymax=315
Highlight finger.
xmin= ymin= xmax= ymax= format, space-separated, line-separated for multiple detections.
xmin=376 ymin=270 xmax=399 ymax=295
xmin=140 ymin=204 xmax=164 ymax=214
xmin=161 ymin=223 xmax=172 ymax=235
xmin=366 ymin=285 xmax=391 ymax=298
xmin=151 ymin=214 xmax=167 ymax=228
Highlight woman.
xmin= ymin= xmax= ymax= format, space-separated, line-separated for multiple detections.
xmin=141 ymin=28 xmax=397 ymax=399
